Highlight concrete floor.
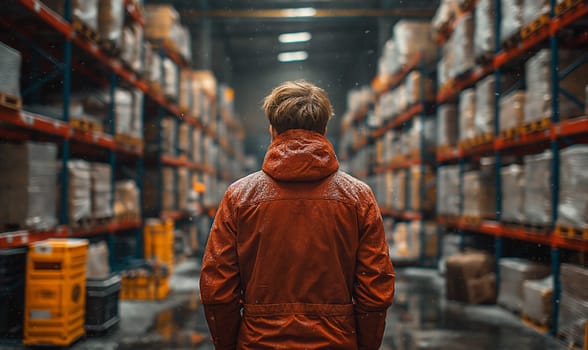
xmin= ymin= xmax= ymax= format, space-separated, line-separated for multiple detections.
xmin=1 ymin=259 xmax=569 ymax=350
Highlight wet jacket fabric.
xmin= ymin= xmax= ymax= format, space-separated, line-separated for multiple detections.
xmin=200 ymin=129 xmax=395 ymax=350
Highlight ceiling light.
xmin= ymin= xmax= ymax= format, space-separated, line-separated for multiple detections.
xmin=278 ymin=51 xmax=309 ymax=63
xmin=279 ymin=32 xmax=312 ymax=44
xmin=283 ymin=7 xmax=316 ymax=17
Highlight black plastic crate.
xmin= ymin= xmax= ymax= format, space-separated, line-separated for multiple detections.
xmin=85 ymin=274 xmax=122 ymax=334
xmin=0 ymin=247 xmax=26 ymax=286
xmin=0 ymin=247 xmax=26 ymax=338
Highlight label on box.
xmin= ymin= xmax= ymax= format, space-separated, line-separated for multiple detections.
xmin=30 ymin=310 xmax=52 ymax=320
xmin=35 ymin=244 xmax=52 ymax=254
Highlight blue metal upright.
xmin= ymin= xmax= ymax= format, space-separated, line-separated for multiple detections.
xmin=418 ymin=62 xmax=428 ymax=266
xmin=493 ymin=0 xmax=503 ymax=287
xmin=59 ymin=0 xmax=72 ymax=225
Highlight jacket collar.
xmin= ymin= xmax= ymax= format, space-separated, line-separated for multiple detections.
xmin=262 ymin=129 xmax=339 ymax=182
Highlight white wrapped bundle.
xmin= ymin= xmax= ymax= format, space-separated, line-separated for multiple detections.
xmin=98 ymin=0 xmax=124 ymax=43
xmin=523 ymin=151 xmax=552 ymax=226
xmin=0 ymin=42 xmax=21 ymax=98
xmin=378 ymin=39 xmax=398 ymax=78
xmin=522 ymin=276 xmax=553 ymax=326
xmin=0 ymin=142 xmax=58 ymax=230
xmin=474 ymin=75 xmax=496 ymax=136
xmin=131 ymin=89 xmax=143 ymax=140
xmin=114 ymin=180 xmax=140 ymax=219
xmin=45 ymin=0 xmax=98 ymax=31
xmin=463 ymin=158 xmax=496 ymax=218
xmin=450 ymin=14 xmax=475 ymax=79
xmin=409 ymin=165 xmax=436 ymax=212
xmin=65 ymin=160 xmax=92 ymax=223
xmin=393 ymin=21 xmax=436 ymax=70
xmin=558 ymin=292 xmax=588 ymax=347
xmin=498 ymin=258 xmax=550 ymax=312
xmin=501 ymin=165 xmax=525 ymax=223
xmin=437 ymin=104 xmax=458 ymax=147
xmin=115 ymin=89 xmax=133 ymax=136
xmin=438 ymin=40 xmax=454 ymax=88
xmin=499 ymin=91 xmax=526 ymax=131
xmin=90 ymin=163 xmax=113 ymax=219
xmin=432 ymin=0 xmax=459 ymax=37
xmin=475 ymin=0 xmax=496 ymax=59
xmin=522 ymin=0 xmax=551 ymax=27
xmin=525 ymin=49 xmax=588 ymax=123
xmin=437 ymin=165 xmax=461 ymax=216
xmin=501 ymin=0 xmax=524 ymax=43
xmin=163 ymin=57 xmax=178 ymax=98
xmin=558 ymin=145 xmax=588 ymax=229
xmin=406 ymin=71 xmax=435 ymax=105
xmin=459 ymin=89 xmax=476 ymax=141
xmin=392 ymin=170 xmax=406 ymax=210
xmin=144 ymin=42 xmax=162 ymax=84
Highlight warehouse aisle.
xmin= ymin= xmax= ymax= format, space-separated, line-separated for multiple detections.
xmin=0 ymin=262 xmax=564 ymax=350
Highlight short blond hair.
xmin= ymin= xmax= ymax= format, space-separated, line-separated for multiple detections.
xmin=263 ymin=80 xmax=333 ymax=134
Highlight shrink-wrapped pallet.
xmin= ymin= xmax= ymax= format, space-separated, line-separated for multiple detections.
xmin=558 ymin=145 xmax=588 ymax=229
xmin=438 ymin=40 xmax=453 ymax=88
xmin=432 ymin=0 xmax=459 ymax=38
xmin=192 ymin=128 xmax=202 ymax=163
xmin=97 ymin=0 xmax=124 ymax=43
xmin=501 ymin=164 xmax=525 ymax=223
xmin=474 ymin=0 xmax=496 ymax=59
xmin=120 ymin=24 xmax=143 ymax=73
xmin=409 ymin=165 xmax=436 ymax=212
xmin=178 ymin=122 xmax=190 ymax=157
xmin=178 ymin=168 xmax=189 ymax=211
xmin=144 ymin=5 xmax=179 ymax=42
xmin=86 ymin=241 xmax=110 ymax=280
xmin=90 ymin=163 xmax=113 ymax=220
xmin=144 ymin=42 xmax=161 ymax=84
xmin=499 ymin=91 xmax=526 ymax=131
xmin=406 ymin=118 xmax=435 ymax=153
xmin=459 ymin=89 xmax=476 ymax=141
xmin=525 ymin=49 xmax=588 ymax=123
xmin=162 ymin=168 xmax=174 ymax=211
xmin=64 ymin=160 xmax=92 ymax=224
xmin=377 ymin=39 xmax=398 ymax=78
xmin=437 ymin=165 xmax=461 ymax=216
xmin=558 ymin=264 xmax=588 ymax=347
xmin=145 ymin=117 xmax=176 ymax=155
xmin=474 ymin=75 xmax=495 ymax=136
xmin=393 ymin=21 xmax=437 ymax=70
xmin=179 ymin=70 xmax=192 ymax=112
xmin=446 ymin=251 xmax=496 ymax=304
xmin=0 ymin=142 xmax=58 ymax=231
xmin=45 ymin=0 xmax=98 ymax=31
xmin=115 ymin=89 xmax=133 ymax=136
xmin=162 ymin=58 xmax=178 ymax=99
xmin=131 ymin=89 xmax=143 ymax=140
xmin=522 ymin=0 xmax=551 ymax=27
xmin=462 ymin=165 xmax=496 ymax=218
xmin=437 ymin=104 xmax=459 ymax=147
xmin=522 ymin=276 xmax=553 ymax=326
xmin=498 ymin=258 xmax=550 ymax=312
xmin=451 ymin=14 xmax=475 ymax=79
xmin=114 ymin=180 xmax=140 ymax=220
xmin=392 ymin=170 xmax=406 ymax=211
xmin=385 ymin=171 xmax=394 ymax=210
xmin=0 ymin=42 xmax=21 ymax=98
xmin=390 ymin=221 xmax=438 ymax=261
xmin=500 ymin=0 xmax=524 ymax=43
xmin=406 ymin=71 xmax=435 ymax=105
xmin=523 ymin=151 xmax=552 ymax=226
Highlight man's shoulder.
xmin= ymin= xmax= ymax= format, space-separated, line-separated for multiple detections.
xmin=224 ymin=171 xmax=272 ymax=204
xmin=328 ymin=171 xmax=373 ymax=200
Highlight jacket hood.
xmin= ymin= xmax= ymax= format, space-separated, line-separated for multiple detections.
xmin=262 ymin=129 xmax=339 ymax=182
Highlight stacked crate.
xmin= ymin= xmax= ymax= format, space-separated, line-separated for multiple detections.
xmin=24 ymin=239 xmax=88 ymax=346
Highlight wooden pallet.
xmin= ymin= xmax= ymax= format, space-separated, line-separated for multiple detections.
xmin=518 ymin=118 xmax=551 ymax=134
xmin=115 ymin=134 xmax=144 ymax=148
xmin=555 ymin=225 xmax=588 ymax=241
xmin=99 ymin=38 xmax=121 ymax=57
xmin=521 ymin=14 xmax=551 ymax=40
xmin=149 ymin=82 xmax=162 ymax=94
xmin=475 ymin=52 xmax=494 ymax=66
xmin=521 ymin=314 xmax=549 ymax=334
xmin=92 ymin=216 xmax=113 ymax=227
xmin=502 ymin=32 xmax=522 ymax=50
xmin=459 ymin=132 xmax=494 ymax=149
xmin=556 ymin=0 xmax=586 ymax=16
xmin=72 ymin=19 xmax=100 ymax=43
xmin=502 ymin=222 xmax=551 ymax=234
xmin=0 ymin=92 xmax=22 ymax=110
xmin=461 ymin=215 xmax=495 ymax=226
xmin=499 ymin=125 xmax=522 ymax=140
xmin=70 ymin=118 xmax=103 ymax=133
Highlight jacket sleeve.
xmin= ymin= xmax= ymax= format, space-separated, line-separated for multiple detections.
xmin=354 ymin=187 xmax=395 ymax=350
xmin=200 ymin=192 xmax=241 ymax=350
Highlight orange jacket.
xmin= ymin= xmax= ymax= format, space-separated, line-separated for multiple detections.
xmin=200 ymin=129 xmax=395 ymax=350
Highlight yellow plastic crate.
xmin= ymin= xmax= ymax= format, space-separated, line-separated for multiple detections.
xmin=27 ymin=239 xmax=88 ymax=281
xmin=120 ymin=268 xmax=170 ymax=301
xmin=144 ymin=219 xmax=174 ymax=270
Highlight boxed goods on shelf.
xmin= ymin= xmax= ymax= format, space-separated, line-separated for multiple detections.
xmin=432 ymin=0 xmax=460 ymax=38
xmin=114 ymin=89 xmax=133 ymax=136
xmin=145 ymin=116 xmax=175 ymax=155
xmin=462 ymin=158 xmax=496 ymax=218
xmin=179 ymin=69 xmax=192 ymax=112
xmin=85 ymin=274 xmax=121 ymax=333
xmin=163 ymin=57 xmax=179 ymax=99
xmin=385 ymin=171 xmax=394 ymax=209
xmin=114 ymin=180 xmax=140 ymax=221
xmin=86 ymin=241 xmax=110 ymax=280
xmin=525 ymin=49 xmax=588 ymax=123
xmin=558 ymin=264 xmax=588 ymax=347
xmin=143 ymin=42 xmax=162 ymax=85
xmin=120 ymin=24 xmax=144 ymax=73
xmin=178 ymin=168 xmax=189 ymax=211
xmin=446 ymin=251 xmax=496 ymax=304
xmin=162 ymin=167 xmax=174 ymax=211
xmin=406 ymin=71 xmax=435 ymax=105
xmin=90 ymin=163 xmax=113 ymax=220
xmin=24 ymin=239 xmax=88 ymax=347
xmin=498 ymin=258 xmax=550 ymax=312
xmin=392 ymin=170 xmax=407 ymax=210
xmin=474 ymin=75 xmax=495 ymax=136
xmin=522 ymin=276 xmax=553 ymax=326
xmin=409 ymin=165 xmax=436 ymax=212
xmin=0 ymin=42 xmax=21 ymax=100
xmin=437 ymin=104 xmax=458 ymax=147
xmin=522 ymin=0 xmax=551 ymax=27
xmin=0 ymin=247 xmax=27 ymax=338
xmin=44 ymin=0 xmax=98 ymax=31
xmin=450 ymin=14 xmax=475 ymax=79
xmin=192 ymin=128 xmax=202 ymax=164
xmin=459 ymin=89 xmax=476 ymax=141
xmin=474 ymin=0 xmax=496 ymax=59
xmin=501 ymin=0 xmax=524 ymax=43
xmin=389 ymin=221 xmax=438 ymax=261
xmin=499 ymin=91 xmax=526 ymax=131
xmin=377 ymin=39 xmax=397 ymax=79
xmin=144 ymin=4 xmax=179 ymax=42
xmin=407 ymin=118 xmax=435 ymax=153
xmin=178 ymin=122 xmax=190 ymax=157
xmin=437 ymin=165 xmax=461 ymax=216
xmin=62 ymin=160 xmax=92 ymax=225
xmin=393 ymin=21 xmax=437 ymax=70
xmin=523 ymin=151 xmax=552 ymax=226
xmin=501 ymin=164 xmax=525 ymax=223
xmin=558 ymin=145 xmax=588 ymax=229
xmin=0 ymin=142 xmax=58 ymax=231
xmin=97 ymin=0 xmax=124 ymax=44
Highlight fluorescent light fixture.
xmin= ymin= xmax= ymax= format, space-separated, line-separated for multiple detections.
xmin=283 ymin=7 xmax=316 ymax=17
xmin=278 ymin=51 xmax=309 ymax=62
xmin=279 ymin=32 xmax=312 ymax=44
